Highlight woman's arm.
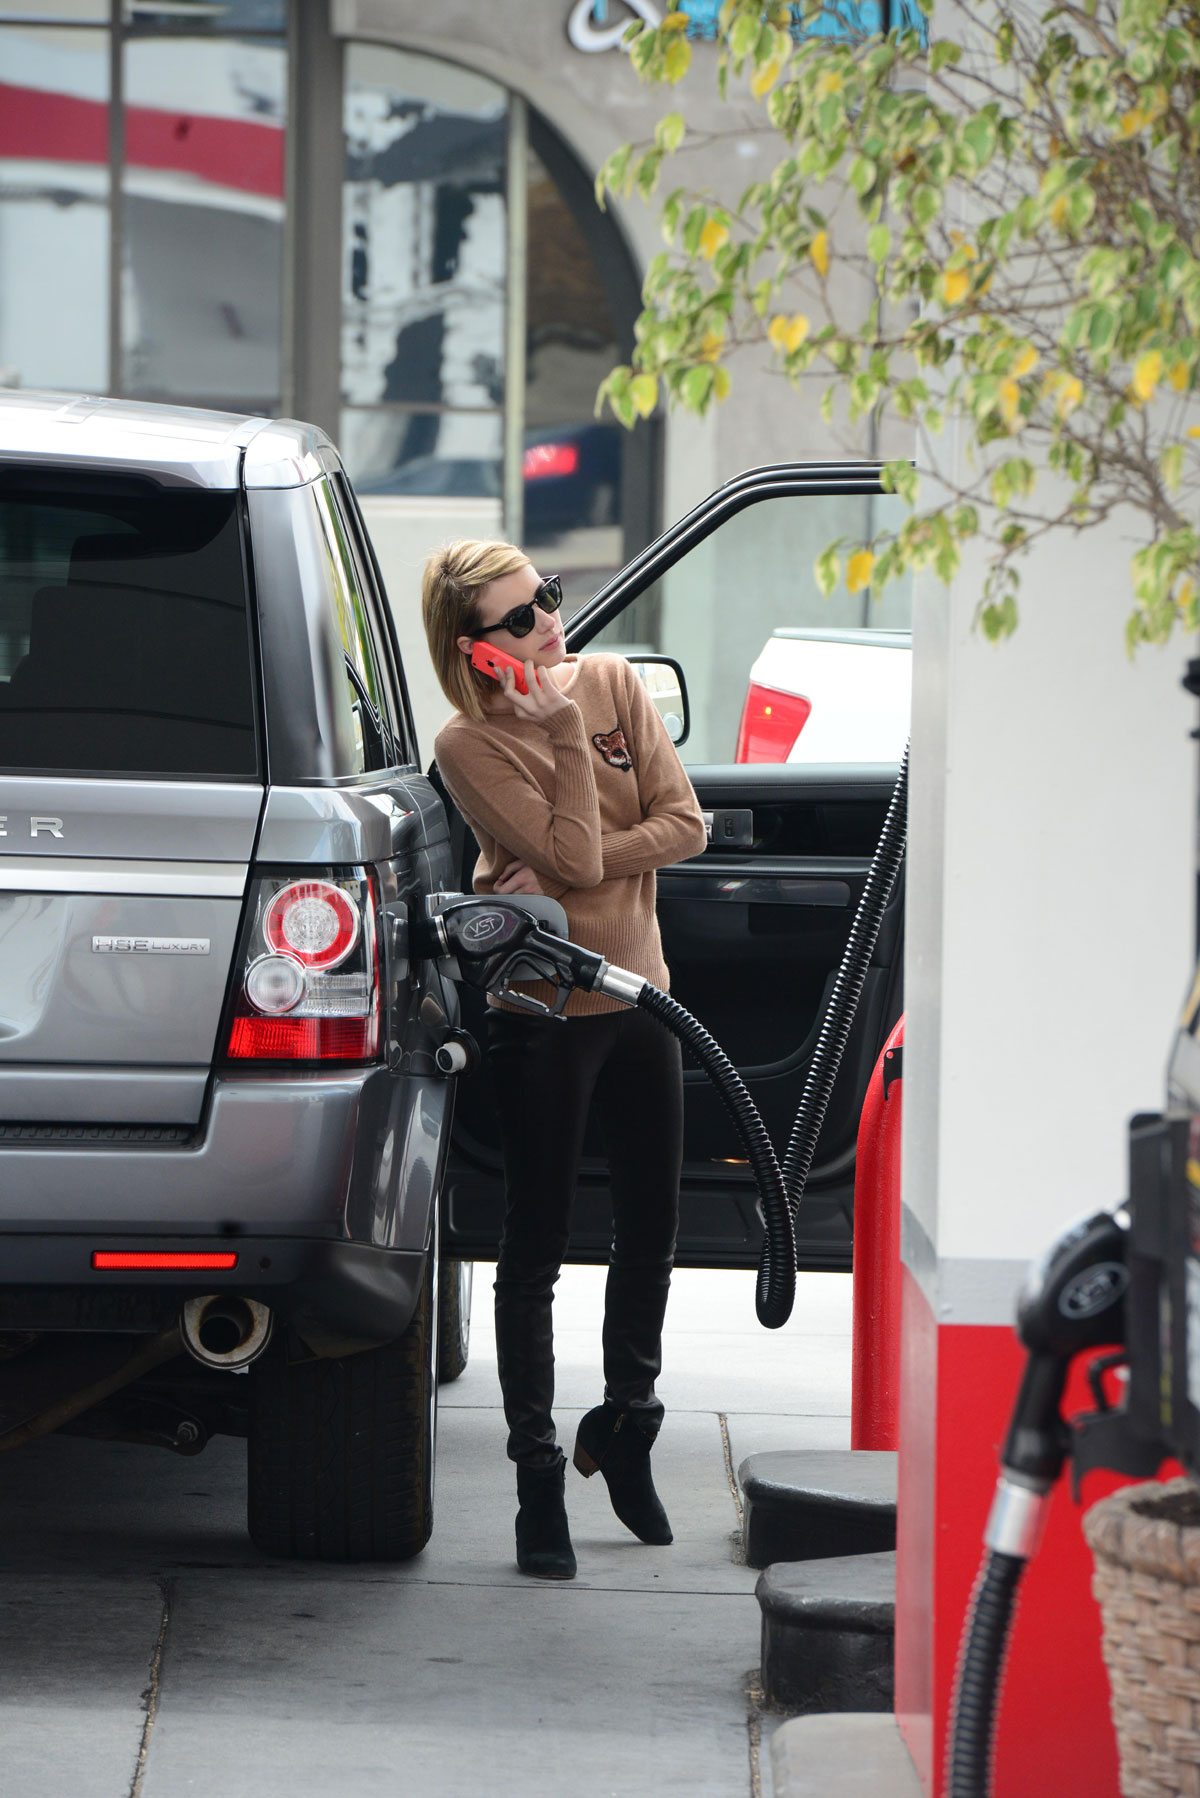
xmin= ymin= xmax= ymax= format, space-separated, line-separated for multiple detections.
xmin=436 ymin=706 xmax=604 ymax=890
xmin=599 ymin=664 xmax=709 ymax=879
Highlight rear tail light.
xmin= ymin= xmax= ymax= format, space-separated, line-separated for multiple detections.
xmin=735 ymin=681 xmax=813 ymax=764
xmin=224 ymin=868 xmax=381 ymax=1064
xmin=523 ymin=441 xmax=579 ymax=481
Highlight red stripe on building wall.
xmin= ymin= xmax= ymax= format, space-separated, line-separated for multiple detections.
xmin=0 ymin=83 xmax=283 ymax=198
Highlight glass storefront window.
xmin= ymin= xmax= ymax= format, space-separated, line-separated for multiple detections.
xmin=522 ymin=126 xmax=629 ymax=598
xmin=340 ymin=406 xmax=502 ymax=500
xmin=0 ymin=25 xmax=109 ymax=392
xmin=0 ymin=3 xmax=108 ymax=17
xmin=120 ymin=24 xmax=285 ymax=410
xmin=341 ymin=43 xmax=506 ymax=473
xmin=122 ymin=0 xmax=286 ymax=33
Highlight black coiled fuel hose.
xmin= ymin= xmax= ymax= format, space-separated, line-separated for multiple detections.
xmin=772 ymin=743 xmax=910 ymax=1311
xmin=637 ymin=985 xmax=797 ymax=1328
xmin=947 ymin=1550 xmax=1026 ymax=1798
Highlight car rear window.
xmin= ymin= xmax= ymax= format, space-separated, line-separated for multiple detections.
xmin=0 ymin=478 xmax=258 ymax=779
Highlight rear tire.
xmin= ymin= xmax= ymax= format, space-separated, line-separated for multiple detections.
xmin=246 ymin=1250 xmax=437 ymax=1562
xmin=437 ymin=1257 xmax=472 ymax=1384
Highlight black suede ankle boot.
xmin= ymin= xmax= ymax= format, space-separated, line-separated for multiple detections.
xmin=573 ymin=1403 xmax=673 ymax=1545
xmin=515 ymin=1459 xmax=577 ymax=1580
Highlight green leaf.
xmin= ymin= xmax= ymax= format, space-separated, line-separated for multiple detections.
xmin=814 ymin=545 xmax=841 ymax=597
xmin=630 ymin=373 xmax=659 ymax=418
xmin=961 ymin=113 xmax=997 ymax=169
xmin=929 ymin=40 xmax=962 ymax=73
xmin=1087 ymin=305 xmax=1117 ymax=353
xmin=730 ymin=13 xmax=759 ymax=59
xmin=655 ymin=112 xmax=686 ymax=153
xmin=867 ymin=224 xmax=891 ymax=264
xmin=681 ymin=365 xmax=716 ymax=411
xmin=1162 ymin=443 xmax=1185 ymax=489
xmin=664 ymin=34 xmax=691 ymax=83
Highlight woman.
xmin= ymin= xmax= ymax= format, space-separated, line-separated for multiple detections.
xmin=422 ymin=538 xmax=708 ymax=1580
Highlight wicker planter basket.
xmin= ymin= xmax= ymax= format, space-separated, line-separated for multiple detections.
xmin=1084 ymin=1478 xmax=1200 ymax=1798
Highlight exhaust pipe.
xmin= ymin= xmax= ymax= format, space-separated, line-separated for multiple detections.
xmin=181 ymin=1295 xmax=272 ymax=1369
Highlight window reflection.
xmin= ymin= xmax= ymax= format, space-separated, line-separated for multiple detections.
xmin=523 ymin=129 xmax=627 ymax=596
xmin=342 ymin=46 xmax=506 ymax=420
xmin=0 ymin=2 xmax=107 ymax=17
xmin=0 ymin=26 xmax=109 ymax=392
xmin=123 ymin=0 xmax=286 ymax=33
xmin=340 ymin=407 xmax=502 ymax=500
xmin=120 ymin=28 xmax=285 ymax=410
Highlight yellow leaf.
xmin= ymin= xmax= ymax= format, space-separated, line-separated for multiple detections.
xmin=1170 ymin=360 xmax=1190 ymax=392
xmin=998 ymin=379 xmax=1020 ymax=428
xmin=1049 ymin=193 xmax=1069 ymax=231
xmin=752 ymin=58 xmax=782 ymax=99
xmin=816 ymin=69 xmax=844 ymax=99
xmin=939 ymin=267 xmax=971 ymax=307
xmin=1012 ymin=344 xmax=1039 ymax=379
xmin=846 ymin=550 xmax=875 ymax=595
xmin=713 ymin=365 xmax=731 ymax=402
xmin=629 ymin=374 xmax=658 ymax=419
xmin=661 ymin=8 xmax=690 ymax=24
xmin=1177 ymin=577 xmax=1196 ymax=615
xmin=1119 ymin=106 xmax=1145 ymax=137
xmin=1188 ymin=424 xmax=1200 ymax=438
xmin=699 ymin=218 xmax=729 ymax=260
xmin=699 ymin=329 xmax=724 ymax=363
xmin=768 ymin=313 xmax=808 ymax=356
xmin=784 ymin=313 xmax=810 ymax=353
xmin=810 ymin=230 xmax=830 ymax=278
xmin=1055 ymin=373 xmax=1083 ymax=418
xmin=664 ymin=34 xmax=690 ymax=81
xmin=1132 ymin=349 xmax=1163 ymax=403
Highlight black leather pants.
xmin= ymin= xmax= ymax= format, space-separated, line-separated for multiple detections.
xmin=487 ymin=1005 xmax=683 ymax=1470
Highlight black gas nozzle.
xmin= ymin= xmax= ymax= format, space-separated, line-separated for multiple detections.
xmin=412 ymin=895 xmax=618 ymax=1019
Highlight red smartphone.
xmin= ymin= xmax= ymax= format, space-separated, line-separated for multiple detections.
xmin=471 ymin=640 xmax=529 ymax=695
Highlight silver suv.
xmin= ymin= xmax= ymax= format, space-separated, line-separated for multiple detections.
xmin=0 ymin=391 xmax=460 ymax=1562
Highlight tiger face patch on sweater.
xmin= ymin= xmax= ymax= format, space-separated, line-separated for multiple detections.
xmin=592 ymin=724 xmax=634 ymax=772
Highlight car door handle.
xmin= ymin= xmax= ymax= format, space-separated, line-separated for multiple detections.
xmin=702 ymin=808 xmax=754 ymax=849
xmin=658 ymin=870 xmax=850 ymax=907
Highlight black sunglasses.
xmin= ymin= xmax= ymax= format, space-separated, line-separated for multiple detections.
xmin=472 ymin=575 xmax=563 ymax=641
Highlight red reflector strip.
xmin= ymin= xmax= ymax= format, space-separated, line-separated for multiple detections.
xmin=92 ymin=1252 xmax=239 ymax=1271
xmin=227 ymin=1014 xmax=377 ymax=1061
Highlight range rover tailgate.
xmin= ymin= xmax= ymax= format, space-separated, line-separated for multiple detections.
xmin=0 ymin=778 xmax=261 ymax=1126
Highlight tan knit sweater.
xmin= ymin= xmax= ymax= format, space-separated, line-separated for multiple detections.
xmin=434 ymin=653 xmax=708 ymax=1015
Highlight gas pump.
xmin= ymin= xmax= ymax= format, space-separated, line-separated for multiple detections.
xmin=947 ymin=655 xmax=1200 ymax=1796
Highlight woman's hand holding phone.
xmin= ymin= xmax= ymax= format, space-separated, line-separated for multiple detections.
xmin=503 ymin=660 xmax=572 ymax=722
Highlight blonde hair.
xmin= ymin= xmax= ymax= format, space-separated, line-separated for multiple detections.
xmin=421 ymin=538 xmax=530 ymax=723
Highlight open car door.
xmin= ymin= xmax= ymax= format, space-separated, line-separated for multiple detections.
xmin=437 ymin=463 xmax=909 ymax=1272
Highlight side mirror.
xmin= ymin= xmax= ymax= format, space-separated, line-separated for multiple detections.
xmin=627 ymin=654 xmax=689 ymax=746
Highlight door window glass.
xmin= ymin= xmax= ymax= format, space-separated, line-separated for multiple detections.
xmin=591 ymin=491 xmax=913 ymax=766
xmin=0 ymin=480 xmax=257 ymax=778
xmin=313 ymin=478 xmax=388 ymax=773
xmin=331 ymin=471 xmax=405 ymax=766
xmin=0 ymin=25 xmax=110 ymax=393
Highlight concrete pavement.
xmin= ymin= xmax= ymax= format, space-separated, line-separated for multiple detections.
xmin=0 ymin=1265 xmax=854 ymax=1797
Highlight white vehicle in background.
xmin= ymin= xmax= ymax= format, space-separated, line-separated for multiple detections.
xmin=735 ymin=628 xmax=912 ymax=764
